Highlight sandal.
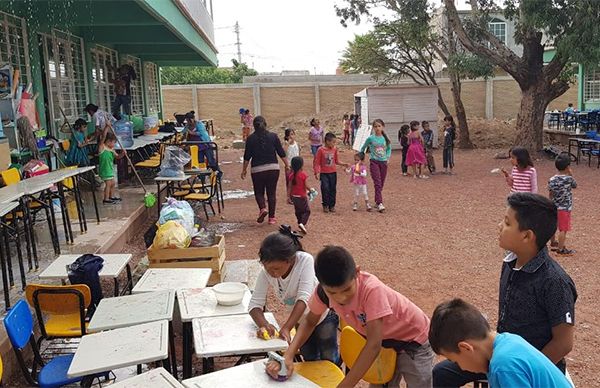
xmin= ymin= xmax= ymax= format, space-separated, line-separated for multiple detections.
xmin=256 ymin=209 xmax=268 ymax=223
xmin=556 ymin=248 xmax=575 ymax=255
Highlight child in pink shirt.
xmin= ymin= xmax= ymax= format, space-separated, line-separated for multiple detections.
xmin=349 ymin=151 xmax=371 ymax=211
xmin=267 ymin=246 xmax=434 ymax=387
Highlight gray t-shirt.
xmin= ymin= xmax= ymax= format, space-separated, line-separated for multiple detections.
xmin=548 ymin=174 xmax=577 ymax=211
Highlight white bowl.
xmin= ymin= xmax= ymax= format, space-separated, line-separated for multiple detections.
xmin=212 ymin=282 xmax=247 ymax=306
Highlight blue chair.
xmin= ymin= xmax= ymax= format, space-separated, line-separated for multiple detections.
xmin=563 ymin=112 xmax=576 ymax=131
xmin=4 ymin=300 xmax=101 ymax=387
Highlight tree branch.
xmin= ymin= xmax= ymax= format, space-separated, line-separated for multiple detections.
xmin=442 ymin=0 xmax=525 ymax=81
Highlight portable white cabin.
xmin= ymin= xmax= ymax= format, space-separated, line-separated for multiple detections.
xmin=353 ymin=85 xmax=439 ymax=150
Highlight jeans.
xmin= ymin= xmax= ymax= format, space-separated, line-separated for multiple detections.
xmin=300 ymin=310 xmax=340 ymax=364
xmin=401 ymin=148 xmax=408 ymax=174
xmin=319 ymin=172 xmax=337 ymax=209
xmin=433 ymin=360 xmax=486 ymax=388
xmin=310 ymin=144 xmax=321 ymax=156
xmin=426 ymin=148 xmax=436 ymax=173
xmin=443 ymin=147 xmax=454 ymax=169
xmin=251 ymin=169 xmax=279 ymax=218
xmin=112 ymin=94 xmax=131 ymax=118
xmin=198 ymin=147 xmax=216 ymax=168
xmin=370 ymin=159 xmax=388 ymax=205
xmin=292 ymin=196 xmax=310 ymax=225
xmin=371 ymin=341 xmax=435 ymax=388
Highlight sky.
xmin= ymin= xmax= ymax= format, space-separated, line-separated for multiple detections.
xmin=212 ymin=0 xmax=472 ymax=75
xmin=212 ymin=0 xmax=373 ymax=74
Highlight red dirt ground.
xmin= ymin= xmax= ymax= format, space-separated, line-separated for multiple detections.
xmin=215 ymin=145 xmax=600 ymax=386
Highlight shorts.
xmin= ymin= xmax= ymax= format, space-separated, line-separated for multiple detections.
xmin=557 ymin=210 xmax=571 ymax=232
xmin=101 ymin=176 xmax=114 ymax=182
xmin=354 ymin=184 xmax=368 ymax=198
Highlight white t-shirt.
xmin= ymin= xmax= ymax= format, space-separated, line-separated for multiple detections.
xmin=249 ymin=251 xmax=319 ymax=316
xmin=286 ymin=141 xmax=300 ymax=164
xmin=93 ymin=109 xmax=114 ymax=129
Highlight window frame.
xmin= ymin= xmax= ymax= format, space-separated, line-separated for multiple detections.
xmin=488 ymin=21 xmax=507 ymax=45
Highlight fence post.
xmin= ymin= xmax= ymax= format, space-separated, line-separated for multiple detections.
xmin=192 ymin=85 xmax=199 ymax=114
xmin=253 ymin=84 xmax=261 ymax=115
xmin=485 ymin=78 xmax=494 ymax=119
xmin=315 ymin=83 xmax=320 ymax=114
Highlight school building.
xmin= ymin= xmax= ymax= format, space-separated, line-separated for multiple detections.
xmin=0 ymin=0 xmax=217 ymax=148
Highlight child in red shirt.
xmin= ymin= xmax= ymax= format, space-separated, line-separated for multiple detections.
xmin=288 ymin=156 xmax=312 ymax=234
xmin=313 ymin=132 xmax=348 ymax=213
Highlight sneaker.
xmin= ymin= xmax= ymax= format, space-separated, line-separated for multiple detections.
xmin=298 ymin=223 xmax=307 ymax=234
xmin=402 ymin=173 xmax=408 ymax=176
xmin=110 ymin=197 xmax=122 ymax=202
xmin=103 ymin=199 xmax=116 ymax=205
xmin=556 ymin=248 xmax=575 ymax=255
xmin=419 ymin=175 xmax=430 ymax=179
xmin=377 ymin=203 xmax=385 ymax=213
xmin=352 ymin=203 xmax=358 ymax=211
xmin=322 ymin=206 xmax=329 ymax=213
xmin=329 ymin=207 xmax=336 ymax=213
xmin=268 ymin=217 xmax=277 ymax=225
xmin=366 ymin=203 xmax=372 ymax=212
xmin=257 ymin=208 xmax=268 ymax=223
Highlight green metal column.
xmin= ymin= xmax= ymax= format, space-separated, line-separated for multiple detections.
xmin=157 ymin=66 xmax=164 ymax=121
xmin=141 ymin=61 xmax=149 ymax=116
xmin=26 ymin=24 xmax=47 ymax=135
xmin=83 ymin=40 xmax=96 ymax=106
xmin=577 ymin=64 xmax=585 ymax=111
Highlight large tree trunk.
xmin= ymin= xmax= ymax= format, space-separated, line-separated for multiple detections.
xmin=514 ymin=82 xmax=550 ymax=151
xmin=449 ymin=75 xmax=473 ymax=149
xmin=437 ymin=88 xmax=451 ymax=117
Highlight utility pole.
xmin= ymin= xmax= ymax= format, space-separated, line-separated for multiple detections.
xmin=234 ymin=21 xmax=242 ymax=63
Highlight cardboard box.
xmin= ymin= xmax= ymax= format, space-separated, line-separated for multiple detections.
xmin=147 ymin=235 xmax=225 ymax=271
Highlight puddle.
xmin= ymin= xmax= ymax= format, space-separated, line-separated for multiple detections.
xmin=222 ymin=189 xmax=254 ymax=200
xmin=208 ymin=222 xmax=243 ymax=235
xmin=221 ymin=179 xmax=232 ymax=184
xmin=221 ymin=161 xmax=233 ymax=165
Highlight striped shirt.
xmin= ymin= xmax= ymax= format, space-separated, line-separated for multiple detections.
xmin=508 ymin=166 xmax=538 ymax=193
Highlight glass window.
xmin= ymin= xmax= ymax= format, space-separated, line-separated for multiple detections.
xmin=122 ymin=55 xmax=144 ymax=115
xmin=488 ymin=22 xmax=507 ymax=44
xmin=144 ymin=62 xmax=160 ymax=115
xmin=90 ymin=45 xmax=118 ymax=113
xmin=584 ymin=67 xmax=600 ymax=103
xmin=0 ymin=11 xmax=31 ymax=87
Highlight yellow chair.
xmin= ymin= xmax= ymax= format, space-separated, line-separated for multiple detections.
xmin=189 ymin=145 xmax=207 ymax=169
xmin=295 ymin=360 xmax=344 ymax=387
xmin=340 ymin=326 xmax=397 ymax=385
xmin=1 ymin=168 xmax=43 ymax=213
xmin=25 ymin=284 xmax=91 ymax=346
xmin=60 ymin=139 xmax=70 ymax=152
xmin=61 ymin=166 xmax=77 ymax=190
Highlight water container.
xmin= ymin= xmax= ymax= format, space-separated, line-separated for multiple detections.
xmin=113 ymin=119 xmax=134 ymax=148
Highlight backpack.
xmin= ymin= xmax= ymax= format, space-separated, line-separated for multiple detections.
xmin=68 ymin=254 xmax=104 ymax=317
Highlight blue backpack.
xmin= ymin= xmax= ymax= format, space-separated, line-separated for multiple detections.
xmin=68 ymin=254 xmax=104 ymax=317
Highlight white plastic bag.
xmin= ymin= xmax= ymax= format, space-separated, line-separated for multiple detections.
xmin=158 ymin=197 xmax=195 ymax=236
xmin=158 ymin=146 xmax=191 ymax=178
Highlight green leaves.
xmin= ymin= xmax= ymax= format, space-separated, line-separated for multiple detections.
xmin=160 ymin=60 xmax=258 ymax=85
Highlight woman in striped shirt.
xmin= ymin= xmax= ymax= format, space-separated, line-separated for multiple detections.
xmin=501 ymin=147 xmax=538 ymax=193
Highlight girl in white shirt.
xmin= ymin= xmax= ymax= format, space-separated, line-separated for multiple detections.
xmin=284 ymin=128 xmax=300 ymax=205
xmin=249 ymin=225 xmax=339 ymax=364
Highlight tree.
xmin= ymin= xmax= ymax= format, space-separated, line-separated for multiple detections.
xmin=340 ymin=21 xmax=453 ymax=117
xmin=161 ymin=59 xmax=257 ymax=85
xmin=337 ymin=0 xmax=600 ymax=151
xmin=338 ymin=11 xmax=492 ymax=148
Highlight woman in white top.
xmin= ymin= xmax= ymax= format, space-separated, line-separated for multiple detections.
xmin=284 ymin=128 xmax=300 ymax=204
xmin=249 ymin=226 xmax=339 ymax=364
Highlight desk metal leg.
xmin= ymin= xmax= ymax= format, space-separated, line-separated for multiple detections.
xmin=3 ymin=220 xmax=25 ymax=290
xmin=0 ymin=226 xmax=10 ymax=309
xmin=183 ymin=321 xmax=193 ymax=379
xmin=89 ymin=171 xmax=100 ymax=224
xmin=126 ymin=264 xmax=133 ymax=294
xmin=113 ymin=277 xmax=119 ymax=297
xmin=43 ymin=195 xmax=60 ymax=255
xmin=169 ymin=321 xmax=177 ymax=378
xmin=156 ymin=182 xmax=161 ymax=219
xmin=21 ymin=199 xmax=38 ymax=269
xmin=72 ymin=176 xmax=85 ymax=234
xmin=76 ymin=175 xmax=88 ymax=232
xmin=57 ymin=183 xmax=74 ymax=244
xmin=0 ymin=224 xmax=14 ymax=288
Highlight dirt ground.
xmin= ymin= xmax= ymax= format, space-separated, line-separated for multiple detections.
xmin=210 ymin=143 xmax=600 ymax=386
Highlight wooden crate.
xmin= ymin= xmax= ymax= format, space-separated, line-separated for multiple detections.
xmin=147 ymin=235 xmax=225 ymax=271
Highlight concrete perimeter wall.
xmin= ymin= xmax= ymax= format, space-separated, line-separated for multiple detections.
xmin=162 ymin=76 xmax=579 ymax=131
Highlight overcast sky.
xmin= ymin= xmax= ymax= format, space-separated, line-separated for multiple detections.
xmin=212 ymin=0 xmax=471 ymax=74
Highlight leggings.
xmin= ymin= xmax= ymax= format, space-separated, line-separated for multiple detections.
xmin=443 ymin=147 xmax=454 ymax=169
xmin=251 ymin=169 xmax=280 ymax=218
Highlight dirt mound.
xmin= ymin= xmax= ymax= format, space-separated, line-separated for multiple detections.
xmin=214 ymin=111 xmax=518 ymax=150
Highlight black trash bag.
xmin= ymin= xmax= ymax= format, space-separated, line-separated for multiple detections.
xmin=68 ymin=254 xmax=104 ymax=318
xmin=144 ymin=223 xmax=158 ymax=248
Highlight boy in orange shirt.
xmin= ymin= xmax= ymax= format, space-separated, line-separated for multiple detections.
xmin=267 ymin=246 xmax=434 ymax=387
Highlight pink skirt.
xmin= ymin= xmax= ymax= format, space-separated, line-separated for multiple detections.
xmin=405 ymin=143 xmax=427 ymax=166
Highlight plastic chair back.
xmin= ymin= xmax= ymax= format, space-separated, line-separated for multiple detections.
xmin=25 ymin=284 xmax=91 ymax=316
xmin=61 ymin=139 xmax=70 ymax=152
xmin=340 ymin=326 xmax=397 ymax=385
xmin=1 ymin=168 xmax=21 ymax=186
xmin=61 ymin=166 xmax=77 ymax=190
xmin=190 ymin=145 xmax=200 ymax=168
xmin=4 ymin=300 xmax=34 ymax=350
